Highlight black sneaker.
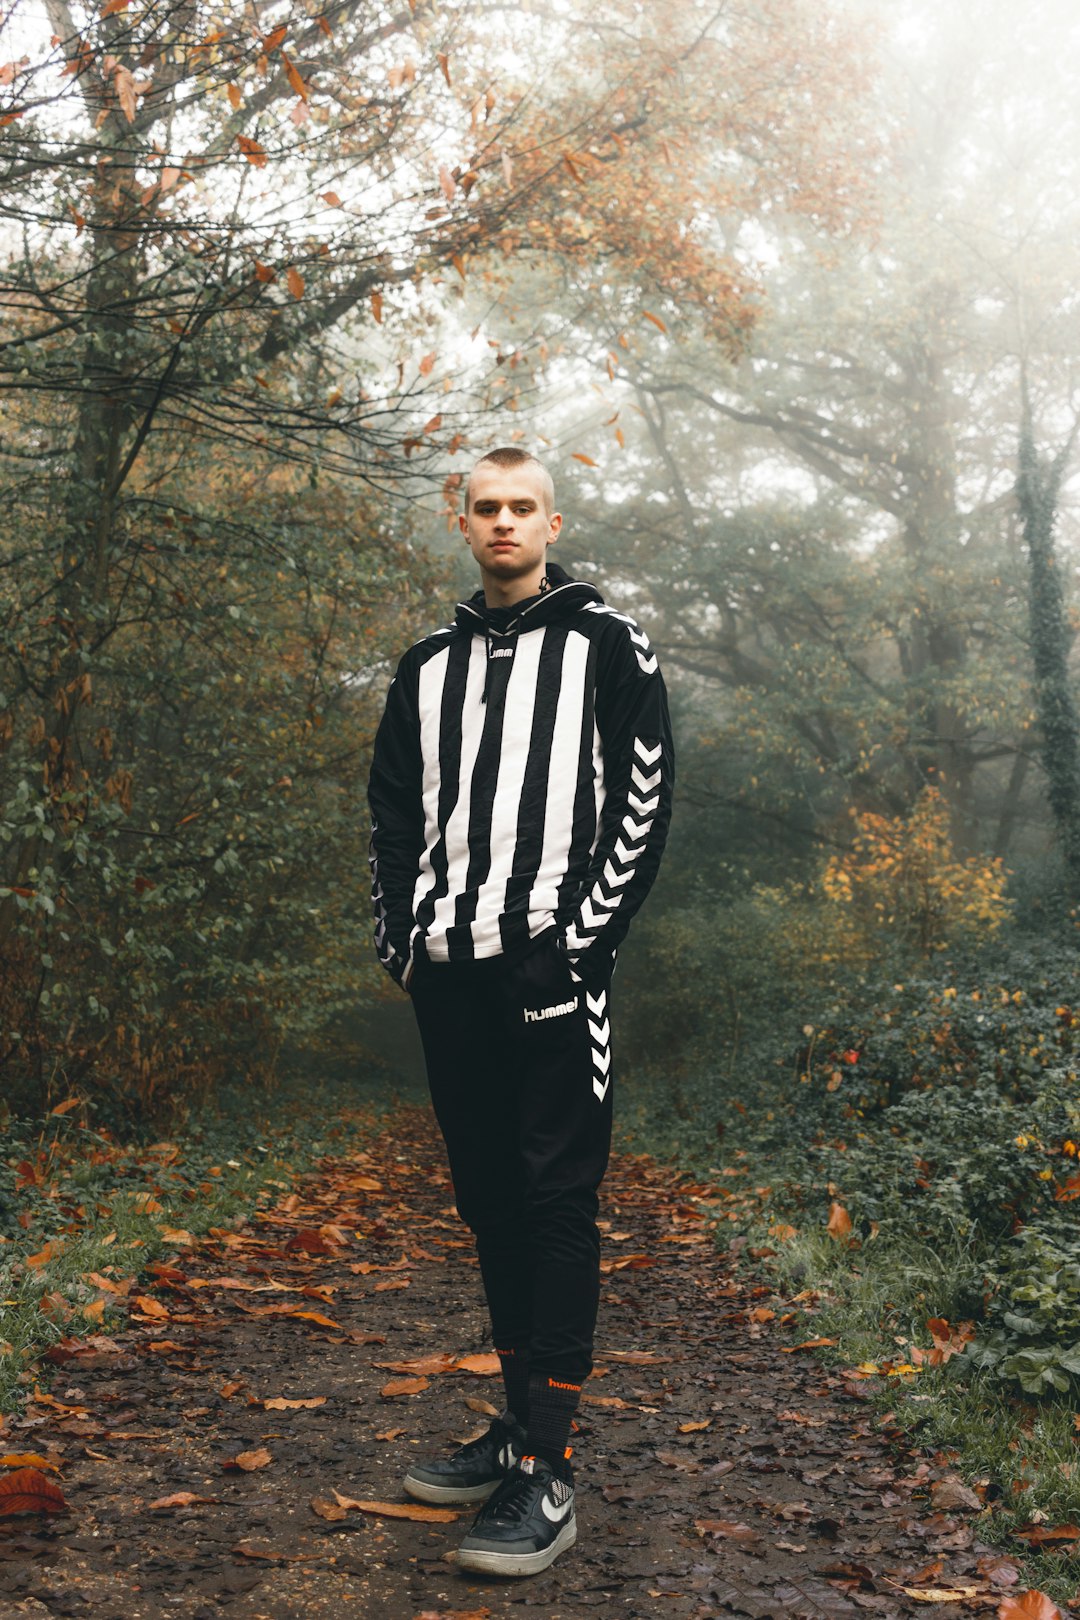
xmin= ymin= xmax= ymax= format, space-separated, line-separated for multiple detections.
xmin=455 ymin=1454 xmax=576 ymax=1577
xmin=402 ymin=1412 xmax=525 ymax=1505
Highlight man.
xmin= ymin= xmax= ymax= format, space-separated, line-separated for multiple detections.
xmin=367 ymin=446 xmax=673 ymax=1577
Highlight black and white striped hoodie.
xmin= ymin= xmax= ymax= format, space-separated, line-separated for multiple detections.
xmin=367 ymin=561 xmax=674 ymax=988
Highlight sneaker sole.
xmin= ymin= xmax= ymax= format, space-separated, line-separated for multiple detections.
xmin=455 ymin=1515 xmax=577 ymax=1577
xmin=402 ymin=1472 xmax=502 ymax=1505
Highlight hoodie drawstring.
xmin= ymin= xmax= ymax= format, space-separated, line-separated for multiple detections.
xmin=482 ymin=623 xmax=493 ymax=705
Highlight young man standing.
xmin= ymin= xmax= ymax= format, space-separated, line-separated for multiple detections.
xmin=367 ymin=447 xmax=673 ymax=1577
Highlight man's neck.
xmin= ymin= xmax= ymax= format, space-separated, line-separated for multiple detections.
xmin=481 ymin=569 xmax=546 ymax=608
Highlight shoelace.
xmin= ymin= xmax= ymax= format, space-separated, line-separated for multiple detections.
xmin=454 ymin=1420 xmax=510 ymax=1460
xmin=483 ymin=1469 xmax=544 ymax=1524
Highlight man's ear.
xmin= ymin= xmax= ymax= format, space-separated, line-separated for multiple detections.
xmin=459 ymin=512 xmax=471 ymax=542
xmin=547 ymin=512 xmax=563 ymax=544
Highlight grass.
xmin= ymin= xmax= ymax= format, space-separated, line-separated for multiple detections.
xmin=742 ymin=1222 xmax=1080 ymax=1605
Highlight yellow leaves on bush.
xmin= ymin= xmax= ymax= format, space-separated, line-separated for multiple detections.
xmin=820 ymin=788 xmax=1011 ymax=957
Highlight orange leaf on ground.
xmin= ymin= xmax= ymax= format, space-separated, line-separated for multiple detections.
xmin=604 ymin=1350 xmax=663 ymax=1364
xmin=1 ymin=1454 xmax=60 ymax=1472
xmin=454 ymin=1353 xmax=500 ymax=1376
xmin=263 ymin=1396 xmax=327 ymax=1410
xmin=998 ymin=1597 xmax=1064 ymax=1620
xmin=777 ymin=1410 xmax=827 ymax=1428
xmin=781 ymin=1337 xmax=839 ymax=1352
xmin=330 ymin=1491 xmax=457 ymax=1523
xmin=375 ymin=1355 xmax=455 ymax=1376
xmin=695 ymin=1519 xmax=759 ymax=1540
xmin=380 ymin=1377 xmax=429 ymax=1398
xmin=224 ymin=1448 xmax=272 ymax=1472
xmin=311 ymin=1496 xmax=348 ymax=1521
xmin=374 ymin=1278 xmax=410 ymax=1292
xmin=132 ymin=1295 xmax=170 ymax=1318
xmin=1015 ymin=1524 xmax=1080 ymax=1545
xmin=148 ymin=1491 xmax=221 ymax=1511
xmin=0 ymin=1468 xmax=68 ymax=1516
xmin=31 ymin=1390 xmax=87 ymax=1416
xmin=678 ymin=1420 xmax=711 ymax=1433
xmin=465 ymin=1397 xmax=499 ymax=1416
xmin=826 ymin=1202 xmax=853 ymax=1240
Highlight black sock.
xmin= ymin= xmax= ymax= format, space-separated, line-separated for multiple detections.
xmin=524 ymin=1371 xmax=581 ymax=1477
xmin=496 ymin=1346 xmax=530 ymax=1427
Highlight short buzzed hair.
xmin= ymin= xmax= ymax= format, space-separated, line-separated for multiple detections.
xmin=465 ymin=447 xmax=555 ymax=516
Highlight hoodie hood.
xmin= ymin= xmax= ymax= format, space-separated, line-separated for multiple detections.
xmin=455 ymin=561 xmax=603 ymax=636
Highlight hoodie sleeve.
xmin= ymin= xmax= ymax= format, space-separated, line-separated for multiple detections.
xmin=558 ymin=613 xmax=674 ymax=984
xmin=367 ymin=652 xmax=424 ymax=989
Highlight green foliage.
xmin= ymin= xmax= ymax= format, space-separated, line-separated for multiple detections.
xmin=966 ymin=1228 xmax=1080 ymax=1396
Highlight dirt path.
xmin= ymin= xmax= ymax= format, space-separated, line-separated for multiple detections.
xmin=0 ymin=1105 xmax=1035 ymax=1619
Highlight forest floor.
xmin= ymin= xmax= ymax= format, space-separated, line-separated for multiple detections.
xmin=0 ymin=1104 xmax=1069 ymax=1620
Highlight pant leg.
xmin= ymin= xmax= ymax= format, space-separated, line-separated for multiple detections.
xmin=410 ymin=957 xmax=534 ymax=1352
xmin=501 ymin=934 xmax=614 ymax=1383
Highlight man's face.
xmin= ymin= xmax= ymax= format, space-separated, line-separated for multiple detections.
xmin=460 ymin=463 xmax=562 ymax=592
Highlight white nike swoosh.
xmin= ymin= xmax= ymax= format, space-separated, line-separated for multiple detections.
xmin=541 ymin=1493 xmax=574 ymax=1524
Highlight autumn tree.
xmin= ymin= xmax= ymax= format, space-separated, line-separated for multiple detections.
xmin=3 ymin=0 xmax=744 ymax=1111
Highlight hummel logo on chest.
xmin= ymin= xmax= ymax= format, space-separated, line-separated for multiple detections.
xmin=523 ymin=998 xmax=578 ymax=1023
xmin=489 ymin=646 xmax=514 ymax=658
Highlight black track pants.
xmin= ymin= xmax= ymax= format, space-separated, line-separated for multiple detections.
xmin=409 ymin=931 xmax=613 ymax=1384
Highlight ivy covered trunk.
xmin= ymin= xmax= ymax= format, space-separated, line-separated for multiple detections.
xmin=1016 ymin=406 xmax=1080 ymax=904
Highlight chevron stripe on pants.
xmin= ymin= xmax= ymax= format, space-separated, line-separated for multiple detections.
xmin=409 ymin=929 xmax=614 ymax=1384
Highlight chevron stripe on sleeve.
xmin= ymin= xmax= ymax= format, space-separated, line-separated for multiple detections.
xmin=559 ymin=613 xmax=674 ymax=982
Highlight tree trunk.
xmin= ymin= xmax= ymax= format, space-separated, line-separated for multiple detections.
xmin=1016 ymin=403 xmax=1080 ymax=902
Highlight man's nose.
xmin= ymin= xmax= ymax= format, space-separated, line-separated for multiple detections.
xmin=494 ymin=506 xmax=514 ymax=528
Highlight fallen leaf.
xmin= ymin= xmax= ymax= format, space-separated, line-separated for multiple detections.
xmin=375 ymin=1428 xmax=406 ymax=1441
xmin=374 ymin=1278 xmax=410 ymax=1292
xmin=826 ymin=1202 xmax=853 ymax=1240
xmin=223 ymin=1448 xmax=272 ymax=1472
xmin=678 ymin=1420 xmax=711 ymax=1433
xmin=930 ymin=1476 xmax=982 ymax=1512
xmin=148 ymin=1491 xmax=221 ymax=1511
xmin=454 ymin=1353 xmax=500 ymax=1376
xmin=781 ymin=1338 xmax=839 ymax=1352
xmin=1014 ymin=1523 xmax=1080 ymax=1545
xmin=777 ymin=1409 xmax=827 ymax=1428
xmin=0 ymin=1454 xmax=60 ymax=1472
xmin=464 ymin=1397 xmax=499 ymax=1416
xmin=311 ymin=1495 xmax=348 ymax=1521
xmin=330 ymin=1491 xmax=457 ymax=1522
xmin=0 ymin=1468 xmax=68 ymax=1516
xmin=131 ymin=1295 xmax=170 ymax=1319
xmin=375 ymin=1355 xmax=455 ymax=1376
xmin=380 ymin=1377 xmax=429 ymax=1398
xmin=263 ymin=1396 xmax=327 ymax=1410
xmin=603 ymin=1350 xmax=663 ymax=1364
xmin=695 ymin=1519 xmax=760 ymax=1541
xmin=998 ymin=1593 xmax=1065 ymax=1619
